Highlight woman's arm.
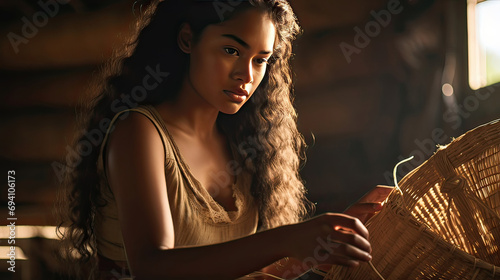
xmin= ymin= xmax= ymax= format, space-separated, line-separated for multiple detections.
xmin=106 ymin=112 xmax=372 ymax=280
xmin=256 ymin=187 xmax=394 ymax=279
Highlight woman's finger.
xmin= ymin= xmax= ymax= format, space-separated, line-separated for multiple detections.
xmin=324 ymin=242 xmax=372 ymax=263
xmin=357 ymin=185 xmax=394 ymax=203
xmin=345 ymin=202 xmax=383 ymax=214
xmin=341 ymin=242 xmax=372 ymax=261
xmin=327 ymin=229 xmax=371 ymax=254
xmin=344 ymin=202 xmax=383 ymax=220
xmin=322 ymin=213 xmax=369 ymax=239
xmin=325 ymin=243 xmax=371 ymax=264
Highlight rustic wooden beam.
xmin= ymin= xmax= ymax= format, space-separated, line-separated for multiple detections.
xmin=0 ymin=1 xmax=134 ymax=70
xmin=0 ymin=69 xmax=95 ymax=108
xmin=291 ymin=0 xmax=390 ymax=31
xmin=0 ymin=111 xmax=76 ymax=161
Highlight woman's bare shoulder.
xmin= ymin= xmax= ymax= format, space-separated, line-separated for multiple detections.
xmin=105 ymin=111 xmax=165 ymax=189
xmin=107 ymin=111 xmax=163 ymax=154
xmin=104 ymin=111 xmax=175 ymax=257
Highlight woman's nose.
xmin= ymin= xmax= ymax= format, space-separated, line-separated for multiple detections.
xmin=233 ymin=59 xmax=254 ymax=84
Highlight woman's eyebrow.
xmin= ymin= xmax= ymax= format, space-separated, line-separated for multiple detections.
xmin=222 ymin=34 xmax=272 ymax=55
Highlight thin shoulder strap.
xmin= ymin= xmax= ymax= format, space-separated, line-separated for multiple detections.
xmin=98 ymin=105 xmax=169 ymax=181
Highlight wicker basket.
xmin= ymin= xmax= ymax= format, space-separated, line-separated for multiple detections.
xmin=326 ymin=119 xmax=500 ymax=280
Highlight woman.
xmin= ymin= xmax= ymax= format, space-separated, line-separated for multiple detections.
xmin=57 ymin=0 xmax=383 ymax=279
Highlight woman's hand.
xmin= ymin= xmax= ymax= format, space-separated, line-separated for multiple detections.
xmin=258 ymin=186 xmax=393 ymax=278
xmin=344 ymin=185 xmax=394 ymax=223
xmin=282 ymin=213 xmax=372 ymax=271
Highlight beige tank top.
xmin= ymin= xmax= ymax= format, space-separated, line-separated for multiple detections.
xmin=94 ymin=105 xmax=259 ymax=272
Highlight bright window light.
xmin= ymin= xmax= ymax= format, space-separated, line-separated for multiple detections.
xmin=468 ymin=0 xmax=500 ymax=89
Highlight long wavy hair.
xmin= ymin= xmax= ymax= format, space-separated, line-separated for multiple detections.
xmin=56 ymin=0 xmax=314 ymax=278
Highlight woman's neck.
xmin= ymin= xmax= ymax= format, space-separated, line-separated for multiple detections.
xmin=156 ymin=78 xmax=220 ymax=140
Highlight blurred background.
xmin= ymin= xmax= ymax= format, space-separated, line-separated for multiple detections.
xmin=0 ymin=0 xmax=499 ymax=279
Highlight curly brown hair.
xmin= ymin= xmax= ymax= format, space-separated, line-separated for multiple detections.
xmin=56 ymin=0 xmax=314 ymax=278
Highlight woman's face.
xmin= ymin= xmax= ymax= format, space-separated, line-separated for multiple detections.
xmin=186 ymin=8 xmax=276 ymax=114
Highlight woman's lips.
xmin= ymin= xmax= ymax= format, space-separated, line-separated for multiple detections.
xmin=223 ymin=89 xmax=248 ymax=103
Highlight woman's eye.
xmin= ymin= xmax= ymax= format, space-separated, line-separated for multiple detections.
xmin=224 ymin=47 xmax=239 ymax=56
xmin=255 ymin=58 xmax=269 ymax=65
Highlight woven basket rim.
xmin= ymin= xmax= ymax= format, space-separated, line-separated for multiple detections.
xmin=375 ymin=199 xmax=500 ymax=275
xmin=400 ymin=118 xmax=500 ymax=185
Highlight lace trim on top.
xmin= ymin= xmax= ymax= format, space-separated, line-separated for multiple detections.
xmin=146 ymin=105 xmax=250 ymax=224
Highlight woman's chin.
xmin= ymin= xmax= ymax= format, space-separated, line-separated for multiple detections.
xmin=219 ymin=104 xmax=244 ymax=115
